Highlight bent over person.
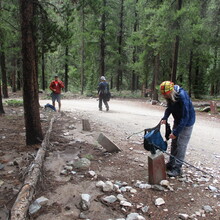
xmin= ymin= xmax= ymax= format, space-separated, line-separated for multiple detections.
xmin=49 ymin=75 xmax=65 ymax=112
xmin=160 ymin=81 xmax=195 ymax=177
xmin=98 ymin=76 xmax=109 ymax=111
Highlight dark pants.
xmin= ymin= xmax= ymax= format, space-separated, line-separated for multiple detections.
xmin=169 ymin=124 xmax=194 ymax=169
xmin=99 ymin=95 xmax=109 ymax=110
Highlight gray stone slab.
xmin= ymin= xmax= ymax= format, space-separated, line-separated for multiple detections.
xmin=97 ymin=133 xmax=121 ymax=153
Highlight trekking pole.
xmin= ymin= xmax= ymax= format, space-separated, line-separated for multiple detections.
xmin=154 ymin=145 xmax=214 ymax=178
xmin=127 ymin=130 xmax=145 ymax=139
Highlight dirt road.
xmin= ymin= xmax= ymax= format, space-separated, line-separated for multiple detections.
xmin=40 ymin=98 xmax=220 ymax=155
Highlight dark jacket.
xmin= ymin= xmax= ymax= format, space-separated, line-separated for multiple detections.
xmin=162 ymin=85 xmax=195 ymax=136
xmin=98 ymin=81 xmax=109 ymax=96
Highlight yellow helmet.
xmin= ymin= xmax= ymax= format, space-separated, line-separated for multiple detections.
xmin=160 ymin=81 xmax=174 ymax=95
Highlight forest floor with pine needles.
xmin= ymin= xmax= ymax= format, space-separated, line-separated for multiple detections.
xmin=0 ymin=95 xmax=220 ymax=220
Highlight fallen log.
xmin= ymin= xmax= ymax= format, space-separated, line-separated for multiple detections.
xmin=10 ymin=117 xmax=55 ymax=220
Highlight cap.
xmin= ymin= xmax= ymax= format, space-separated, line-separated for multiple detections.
xmin=160 ymin=81 xmax=174 ymax=95
xmin=100 ymin=76 xmax=106 ymax=81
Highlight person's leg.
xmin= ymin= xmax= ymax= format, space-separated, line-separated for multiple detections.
xmin=57 ymin=94 xmax=61 ymax=112
xmin=99 ymin=96 xmax=103 ymax=110
xmin=167 ymin=125 xmax=194 ymax=176
xmin=174 ymin=125 xmax=194 ymax=169
xmin=51 ymin=93 xmax=56 ymax=109
xmin=103 ymin=98 xmax=109 ymax=111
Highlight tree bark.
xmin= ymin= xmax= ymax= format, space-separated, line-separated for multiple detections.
xmin=0 ymin=44 xmax=9 ymax=98
xmin=116 ymin=0 xmax=124 ymax=91
xmin=188 ymin=50 xmax=193 ymax=97
xmin=152 ymin=54 xmax=160 ymax=101
xmin=0 ymin=83 xmax=5 ymax=114
xmin=81 ymin=0 xmax=85 ymax=95
xmin=41 ymin=49 xmax=45 ymax=90
xmin=131 ymin=0 xmax=138 ymax=92
xmin=20 ymin=0 xmax=43 ymax=145
xmin=11 ymin=58 xmax=17 ymax=92
xmin=64 ymin=45 xmax=69 ymax=92
xmin=100 ymin=0 xmax=106 ymax=77
xmin=171 ymin=0 xmax=182 ymax=83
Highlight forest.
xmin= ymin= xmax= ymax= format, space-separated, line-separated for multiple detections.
xmin=0 ymin=0 xmax=220 ymax=145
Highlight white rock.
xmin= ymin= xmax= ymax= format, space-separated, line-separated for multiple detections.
xmin=35 ymin=196 xmax=49 ymax=206
xmin=81 ymin=194 xmax=91 ymax=211
xmin=141 ymin=206 xmax=149 ymax=213
xmin=120 ymin=201 xmax=132 ymax=207
xmin=88 ymin=170 xmax=96 ymax=177
xmin=139 ymin=184 xmax=151 ymax=189
xmin=64 ymin=165 xmax=73 ymax=171
xmin=103 ymin=195 xmax=117 ymax=203
xmin=208 ymin=185 xmax=218 ymax=192
xmin=96 ymin=181 xmax=105 ymax=188
xmin=155 ymin=198 xmax=165 ymax=206
xmin=203 ymin=205 xmax=213 ymax=213
xmin=126 ymin=213 xmax=145 ymax=220
xmin=29 ymin=201 xmax=41 ymax=214
xmin=103 ymin=181 xmax=114 ymax=192
xmin=117 ymin=194 xmax=126 ymax=201
xmin=178 ymin=213 xmax=189 ymax=219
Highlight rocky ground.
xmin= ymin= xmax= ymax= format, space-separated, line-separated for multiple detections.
xmin=0 ymin=97 xmax=220 ymax=220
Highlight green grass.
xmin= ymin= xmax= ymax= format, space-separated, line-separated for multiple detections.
xmin=5 ymin=99 xmax=23 ymax=107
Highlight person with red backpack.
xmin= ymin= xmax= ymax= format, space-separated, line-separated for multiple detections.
xmin=49 ymin=75 xmax=65 ymax=112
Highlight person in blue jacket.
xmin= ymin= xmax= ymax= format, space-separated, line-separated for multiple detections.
xmin=160 ymin=81 xmax=195 ymax=177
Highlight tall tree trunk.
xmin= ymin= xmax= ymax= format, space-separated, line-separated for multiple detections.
xmin=17 ymin=58 xmax=21 ymax=90
xmin=152 ymin=54 xmax=159 ymax=101
xmin=41 ymin=49 xmax=45 ymax=90
xmin=116 ymin=0 xmax=124 ymax=91
xmin=64 ymin=45 xmax=69 ymax=92
xmin=11 ymin=58 xmax=17 ymax=93
xmin=20 ymin=0 xmax=43 ymax=145
xmin=0 ymin=82 xmax=5 ymax=114
xmin=188 ymin=50 xmax=193 ymax=97
xmin=81 ymin=0 xmax=85 ymax=95
xmin=171 ymin=0 xmax=182 ymax=83
xmin=0 ymin=45 xmax=9 ymax=98
xmin=131 ymin=0 xmax=138 ymax=92
xmin=100 ymin=0 xmax=106 ymax=77
xmin=194 ymin=58 xmax=200 ymax=99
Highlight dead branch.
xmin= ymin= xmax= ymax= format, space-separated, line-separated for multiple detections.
xmin=10 ymin=117 xmax=55 ymax=220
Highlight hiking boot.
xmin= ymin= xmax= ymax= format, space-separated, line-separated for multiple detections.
xmin=106 ymin=107 xmax=109 ymax=111
xmin=99 ymin=108 xmax=102 ymax=111
xmin=167 ymin=168 xmax=182 ymax=177
xmin=166 ymin=162 xmax=173 ymax=171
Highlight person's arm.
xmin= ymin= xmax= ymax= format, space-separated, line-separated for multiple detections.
xmin=59 ymin=81 xmax=65 ymax=88
xmin=49 ymin=81 xmax=55 ymax=92
xmin=172 ymin=92 xmax=190 ymax=136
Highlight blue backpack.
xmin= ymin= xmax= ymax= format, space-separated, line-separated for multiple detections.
xmin=144 ymin=122 xmax=171 ymax=154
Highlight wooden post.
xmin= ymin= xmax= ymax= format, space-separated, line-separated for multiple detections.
xmin=82 ymin=119 xmax=91 ymax=131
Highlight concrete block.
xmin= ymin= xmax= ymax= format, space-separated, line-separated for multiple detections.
xmin=148 ymin=151 xmax=166 ymax=184
xmin=97 ymin=133 xmax=121 ymax=153
xmin=82 ymin=119 xmax=91 ymax=131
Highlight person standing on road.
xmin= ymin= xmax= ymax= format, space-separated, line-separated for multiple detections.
xmin=160 ymin=81 xmax=195 ymax=177
xmin=49 ymin=75 xmax=65 ymax=112
xmin=98 ymin=76 xmax=110 ymax=111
